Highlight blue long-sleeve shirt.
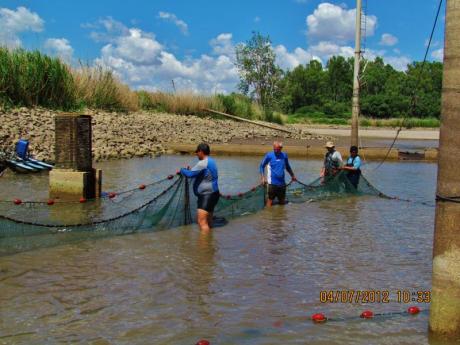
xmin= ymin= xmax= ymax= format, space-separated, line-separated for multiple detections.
xmin=180 ymin=157 xmax=219 ymax=196
xmin=259 ymin=151 xmax=294 ymax=186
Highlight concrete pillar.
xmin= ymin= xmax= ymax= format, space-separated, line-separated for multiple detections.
xmin=351 ymin=0 xmax=362 ymax=147
xmin=49 ymin=113 xmax=101 ymax=200
xmin=429 ymin=0 xmax=460 ymax=338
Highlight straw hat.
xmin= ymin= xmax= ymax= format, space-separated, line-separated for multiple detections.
xmin=324 ymin=141 xmax=335 ymax=148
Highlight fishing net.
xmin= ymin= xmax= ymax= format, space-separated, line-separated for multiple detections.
xmin=0 ymin=172 xmax=383 ymax=255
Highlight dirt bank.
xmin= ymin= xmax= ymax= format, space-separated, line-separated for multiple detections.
xmin=0 ymin=108 xmax=327 ymax=162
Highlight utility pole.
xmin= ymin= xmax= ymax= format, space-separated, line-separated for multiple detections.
xmin=429 ymin=0 xmax=460 ymax=339
xmin=351 ymin=0 xmax=362 ymax=147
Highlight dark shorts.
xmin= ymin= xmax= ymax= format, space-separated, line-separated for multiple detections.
xmin=268 ymin=184 xmax=286 ymax=201
xmin=197 ymin=191 xmax=220 ymax=213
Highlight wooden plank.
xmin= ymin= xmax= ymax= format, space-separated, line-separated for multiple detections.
xmin=204 ymin=108 xmax=299 ymax=135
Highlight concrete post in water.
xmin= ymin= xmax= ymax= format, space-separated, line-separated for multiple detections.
xmin=351 ymin=0 xmax=362 ymax=147
xmin=49 ymin=113 xmax=101 ymax=200
xmin=429 ymin=0 xmax=460 ymax=338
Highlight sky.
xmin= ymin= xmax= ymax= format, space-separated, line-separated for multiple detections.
xmin=0 ymin=0 xmax=446 ymax=94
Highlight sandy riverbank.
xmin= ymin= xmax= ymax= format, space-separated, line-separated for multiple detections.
xmin=0 ymin=108 xmax=325 ymax=162
xmin=0 ymin=108 xmax=440 ymax=162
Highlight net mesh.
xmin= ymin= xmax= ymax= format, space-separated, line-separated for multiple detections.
xmin=0 ymin=172 xmax=384 ymax=255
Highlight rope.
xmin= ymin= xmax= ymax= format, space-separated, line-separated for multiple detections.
xmin=0 ymin=177 xmax=182 ymax=228
xmin=0 ymin=175 xmax=176 ymax=204
xmin=0 ymin=173 xmax=435 ymax=230
xmin=365 ymin=0 xmax=444 ymax=172
xmin=436 ymin=194 xmax=460 ymax=203
xmin=326 ymin=308 xmax=428 ymax=323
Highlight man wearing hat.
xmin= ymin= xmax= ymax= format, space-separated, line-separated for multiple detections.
xmin=180 ymin=143 xmax=220 ymax=233
xmin=320 ymin=141 xmax=343 ymax=181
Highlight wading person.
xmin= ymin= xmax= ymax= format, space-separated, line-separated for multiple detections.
xmin=180 ymin=143 xmax=220 ymax=233
xmin=320 ymin=141 xmax=343 ymax=182
xmin=259 ymin=141 xmax=297 ymax=207
xmin=341 ymin=145 xmax=362 ymax=189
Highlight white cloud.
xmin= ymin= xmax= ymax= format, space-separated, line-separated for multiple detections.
xmin=306 ymin=2 xmax=376 ymax=43
xmin=308 ymin=41 xmax=354 ymax=59
xmin=209 ymin=33 xmax=234 ymax=56
xmin=158 ymin=11 xmax=189 ymax=36
xmin=432 ymin=48 xmax=443 ymax=61
xmin=379 ymin=33 xmax=398 ymax=46
xmin=0 ymin=6 xmax=44 ymax=48
xmin=383 ymin=56 xmax=412 ymax=71
xmin=274 ymin=44 xmax=321 ymax=70
xmin=101 ymin=28 xmax=164 ymax=65
xmin=89 ymin=17 xmax=130 ymax=43
xmin=93 ymin=25 xmax=239 ymax=93
xmin=44 ymin=38 xmax=73 ymax=62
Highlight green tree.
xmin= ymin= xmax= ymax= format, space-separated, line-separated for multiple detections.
xmin=280 ymin=60 xmax=326 ymax=113
xmin=235 ymin=32 xmax=283 ymax=111
xmin=326 ymin=56 xmax=353 ymax=103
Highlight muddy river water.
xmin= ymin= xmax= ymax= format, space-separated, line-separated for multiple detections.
xmin=0 ymin=155 xmax=446 ymax=344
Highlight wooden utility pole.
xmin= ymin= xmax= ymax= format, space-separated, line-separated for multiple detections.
xmin=351 ymin=0 xmax=362 ymax=147
xmin=429 ymin=0 xmax=460 ymax=338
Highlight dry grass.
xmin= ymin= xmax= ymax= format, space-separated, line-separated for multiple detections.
xmin=73 ymin=65 xmax=138 ymax=112
xmin=138 ymin=91 xmax=224 ymax=115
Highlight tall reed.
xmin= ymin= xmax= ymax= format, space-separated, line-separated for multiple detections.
xmin=0 ymin=47 xmax=76 ymax=109
xmin=73 ymin=64 xmax=138 ymax=112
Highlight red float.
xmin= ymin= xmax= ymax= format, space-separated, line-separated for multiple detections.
xmin=79 ymin=197 xmax=86 ymax=203
xmin=360 ymin=310 xmax=374 ymax=319
xmin=311 ymin=313 xmax=327 ymax=323
xmin=13 ymin=198 xmax=22 ymax=205
xmin=407 ymin=306 xmax=420 ymax=315
xmin=139 ymin=184 xmax=146 ymax=190
xmin=195 ymin=340 xmax=210 ymax=345
xmin=273 ymin=320 xmax=283 ymax=328
xmin=238 ymin=192 xmax=243 ymax=197
xmin=47 ymin=199 xmax=55 ymax=206
xmin=109 ymin=192 xmax=117 ymax=199
xmin=226 ymin=195 xmax=231 ymax=200
xmin=167 ymin=175 xmax=174 ymax=180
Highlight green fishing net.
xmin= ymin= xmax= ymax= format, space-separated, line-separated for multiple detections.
xmin=0 ymin=172 xmax=383 ymax=255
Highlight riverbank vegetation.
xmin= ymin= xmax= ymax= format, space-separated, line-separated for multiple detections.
xmin=0 ymin=42 xmax=442 ymax=127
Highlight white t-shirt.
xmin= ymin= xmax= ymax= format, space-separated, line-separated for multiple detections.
xmin=328 ymin=150 xmax=343 ymax=167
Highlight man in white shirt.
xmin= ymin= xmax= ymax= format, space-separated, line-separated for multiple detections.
xmin=320 ymin=141 xmax=343 ymax=181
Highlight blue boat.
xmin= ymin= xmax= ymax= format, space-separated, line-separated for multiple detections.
xmin=5 ymin=140 xmax=53 ymax=173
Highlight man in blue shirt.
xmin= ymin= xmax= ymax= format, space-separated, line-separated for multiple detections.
xmin=180 ymin=143 xmax=220 ymax=233
xmin=259 ymin=141 xmax=297 ymax=207
xmin=341 ymin=146 xmax=362 ymax=188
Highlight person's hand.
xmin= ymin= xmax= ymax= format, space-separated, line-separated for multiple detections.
xmin=261 ymin=176 xmax=267 ymax=185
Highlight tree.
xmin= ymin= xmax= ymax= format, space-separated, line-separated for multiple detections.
xmin=279 ymin=60 xmax=326 ymax=113
xmin=235 ymin=32 xmax=283 ymax=111
xmin=326 ymin=56 xmax=353 ymax=103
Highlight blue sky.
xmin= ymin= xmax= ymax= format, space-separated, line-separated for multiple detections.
xmin=0 ymin=0 xmax=446 ymax=93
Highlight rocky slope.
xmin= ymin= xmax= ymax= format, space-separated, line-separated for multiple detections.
xmin=0 ymin=107 xmax=325 ymax=162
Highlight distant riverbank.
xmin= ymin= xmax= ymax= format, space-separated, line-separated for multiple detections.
xmin=0 ymin=107 xmax=441 ymax=163
xmin=0 ymin=107 xmax=326 ymax=162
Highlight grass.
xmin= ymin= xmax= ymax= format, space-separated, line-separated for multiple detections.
xmin=0 ymin=47 xmax=139 ymax=112
xmin=0 ymin=47 xmax=437 ymax=128
xmin=287 ymin=110 xmax=440 ymax=128
xmin=359 ymin=117 xmax=440 ymax=128
xmin=73 ymin=64 xmax=139 ymax=112
xmin=137 ymin=91 xmax=222 ymax=115
xmin=0 ymin=48 xmax=285 ymax=123
xmin=0 ymin=47 xmax=76 ymax=109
